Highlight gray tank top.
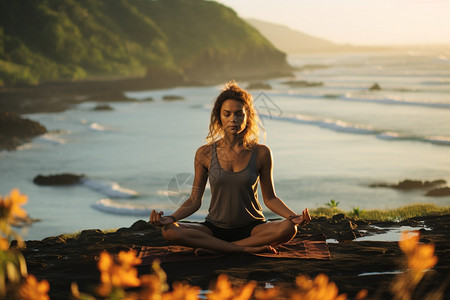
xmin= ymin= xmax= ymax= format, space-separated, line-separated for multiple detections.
xmin=205 ymin=143 xmax=265 ymax=228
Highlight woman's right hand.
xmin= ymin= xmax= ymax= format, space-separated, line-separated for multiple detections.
xmin=149 ymin=210 xmax=175 ymax=226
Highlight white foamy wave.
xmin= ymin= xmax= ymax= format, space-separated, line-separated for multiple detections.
xmin=89 ymin=123 xmax=106 ymax=131
xmin=157 ymin=190 xmax=190 ymax=198
xmin=81 ymin=178 xmax=138 ymax=198
xmin=35 ymin=133 xmax=67 ymax=145
xmin=376 ymin=132 xmax=402 ymax=140
xmin=92 ymin=198 xmax=153 ymax=216
xmin=270 ymin=92 xmax=450 ymax=109
xmin=260 ymin=113 xmax=377 ymax=135
xmin=376 ymin=133 xmax=450 ymax=146
xmin=16 ymin=143 xmax=34 ymax=151
xmin=346 ymin=94 xmax=450 ymax=108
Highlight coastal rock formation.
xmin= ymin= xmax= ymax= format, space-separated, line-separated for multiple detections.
xmin=425 ymin=187 xmax=450 ymax=197
xmin=281 ymin=80 xmax=323 ymax=87
xmin=0 ymin=112 xmax=47 ymax=151
xmin=369 ymin=179 xmax=446 ymax=190
xmin=246 ymin=82 xmax=272 ymax=90
xmin=16 ymin=215 xmax=450 ymax=299
xmin=33 ymin=174 xmax=85 ymax=186
xmin=369 ymin=83 xmax=382 ymax=91
xmin=162 ymin=95 xmax=185 ymax=101
xmin=93 ymin=104 xmax=114 ymax=111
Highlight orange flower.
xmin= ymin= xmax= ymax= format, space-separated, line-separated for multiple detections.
xmin=97 ymin=250 xmax=141 ymax=297
xmin=207 ymin=274 xmax=257 ymax=300
xmin=291 ymin=274 xmax=347 ymax=300
xmin=18 ymin=274 xmax=50 ymax=300
xmin=408 ymin=244 xmax=438 ymax=271
xmin=399 ymin=231 xmax=419 ymax=255
xmin=399 ymin=231 xmax=438 ymax=272
xmin=0 ymin=189 xmax=28 ymax=224
xmin=355 ymin=289 xmax=368 ymax=300
xmin=118 ymin=249 xmax=142 ymax=267
xmin=161 ymin=282 xmax=200 ymax=300
xmin=0 ymin=236 xmax=9 ymax=250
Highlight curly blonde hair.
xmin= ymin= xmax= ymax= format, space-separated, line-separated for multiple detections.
xmin=206 ymin=81 xmax=261 ymax=149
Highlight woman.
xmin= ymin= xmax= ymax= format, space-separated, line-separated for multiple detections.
xmin=150 ymin=82 xmax=310 ymax=254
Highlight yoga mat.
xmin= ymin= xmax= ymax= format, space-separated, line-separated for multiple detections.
xmin=138 ymin=234 xmax=331 ymax=265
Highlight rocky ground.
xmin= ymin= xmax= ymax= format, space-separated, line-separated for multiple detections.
xmin=16 ymin=214 xmax=450 ymax=300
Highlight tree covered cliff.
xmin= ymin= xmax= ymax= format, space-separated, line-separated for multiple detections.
xmin=0 ymin=0 xmax=290 ymax=86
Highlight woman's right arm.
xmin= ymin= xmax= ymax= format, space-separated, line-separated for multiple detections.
xmin=150 ymin=145 xmax=209 ymax=226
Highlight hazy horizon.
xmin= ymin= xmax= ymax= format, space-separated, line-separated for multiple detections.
xmin=216 ymin=0 xmax=450 ymax=47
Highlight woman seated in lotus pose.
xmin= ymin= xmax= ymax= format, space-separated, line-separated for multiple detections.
xmin=150 ymin=82 xmax=310 ymax=254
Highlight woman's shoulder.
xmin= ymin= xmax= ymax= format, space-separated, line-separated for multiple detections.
xmin=196 ymin=144 xmax=212 ymax=154
xmin=195 ymin=144 xmax=212 ymax=163
xmin=255 ymin=143 xmax=271 ymax=155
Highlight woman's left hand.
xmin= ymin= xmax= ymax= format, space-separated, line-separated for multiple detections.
xmin=289 ymin=208 xmax=311 ymax=226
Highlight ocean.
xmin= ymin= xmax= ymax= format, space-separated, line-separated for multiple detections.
xmin=1 ymin=49 xmax=449 ymax=240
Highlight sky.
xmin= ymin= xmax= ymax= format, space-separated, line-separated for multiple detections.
xmin=215 ymin=0 xmax=450 ymax=46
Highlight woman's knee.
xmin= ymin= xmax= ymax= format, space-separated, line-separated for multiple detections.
xmin=279 ymin=220 xmax=297 ymax=239
xmin=161 ymin=224 xmax=182 ymax=242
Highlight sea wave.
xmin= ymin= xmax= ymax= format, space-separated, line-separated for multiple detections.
xmin=81 ymin=178 xmax=138 ymax=198
xmin=91 ymin=198 xmax=209 ymax=219
xmin=258 ymin=112 xmax=450 ymax=146
xmin=92 ymin=198 xmax=154 ymax=216
xmin=89 ymin=123 xmax=107 ymax=131
xmin=35 ymin=133 xmax=67 ymax=145
xmin=269 ymin=92 xmax=450 ymax=109
xmin=260 ymin=112 xmax=377 ymax=135
xmin=376 ymin=133 xmax=450 ymax=146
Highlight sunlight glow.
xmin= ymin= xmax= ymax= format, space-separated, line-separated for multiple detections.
xmin=216 ymin=0 xmax=450 ymax=45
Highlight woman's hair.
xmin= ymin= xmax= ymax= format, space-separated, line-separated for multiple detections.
xmin=206 ymin=81 xmax=261 ymax=149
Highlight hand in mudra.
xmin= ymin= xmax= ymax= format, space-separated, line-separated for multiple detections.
xmin=290 ymin=208 xmax=311 ymax=226
xmin=149 ymin=210 xmax=175 ymax=226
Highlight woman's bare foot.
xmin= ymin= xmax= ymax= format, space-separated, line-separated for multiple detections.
xmin=194 ymin=248 xmax=220 ymax=256
xmin=244 ymin=245 xmax=277 ymax=254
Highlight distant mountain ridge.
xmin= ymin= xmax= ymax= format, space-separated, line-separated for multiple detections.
xmin=246 ymin=18 xmax=386 ymax=54
xmin=0 ymin=0 xmax=290 ymax=86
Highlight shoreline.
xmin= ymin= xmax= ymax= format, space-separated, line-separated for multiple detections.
xmin=0 ymin=73 xmax=290 ymax=151
xmin=0 ymin=70 xmax=291 ymax=115
xmin=17 ymin=213 xmax=450 ymax=299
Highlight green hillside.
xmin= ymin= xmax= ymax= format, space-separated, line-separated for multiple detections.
xmin=0 ymin=0 xmax=290 ymax=86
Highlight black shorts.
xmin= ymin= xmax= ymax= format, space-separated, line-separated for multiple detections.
xmin=201 ymin=220 xmax=266 ymax=242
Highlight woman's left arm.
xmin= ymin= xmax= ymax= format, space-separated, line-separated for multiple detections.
xmin=258 ymin=145 xmax=297 ymax=218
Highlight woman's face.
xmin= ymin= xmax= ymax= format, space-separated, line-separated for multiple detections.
xmin=220 ymin=99 xmax=247 ymax=135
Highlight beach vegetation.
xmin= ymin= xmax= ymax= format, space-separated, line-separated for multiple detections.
xmin=0 ymin=0 xmax=287 ymax=86
xmin=326 ymin=199 xmax=340 ymax=209
xmin=310 ymin=204 xmax=450 ymax=221
xmin=351 ymin=206 xmax=364 ymax=218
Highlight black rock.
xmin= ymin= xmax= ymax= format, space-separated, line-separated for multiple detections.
xmin=33 ymin=174 xmax=85 ymax=186
xmin=130 ymin=220 xmax=155 ymax=231
xmin=369 ymin=83 xmax=381 ymax=91
xmin=0 ymin=112 xmax=47 ymax=151
xmin=425 ymin=187 xmax=450 ymax=197
xmin=162 ymin=95 xmax=185 ymax=101
xmin=246 ymin=82 xmax=272 ymax=90
xmin=370 ymin=179 xmax=446 ymax=190
xmin=282 ymin=80 xmax=323 ymax=87
xmin=332 ymin=214 xmax=346 ymax=221
xmin=93 ymin=104 xmax=113 ymax=111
